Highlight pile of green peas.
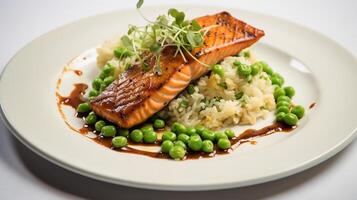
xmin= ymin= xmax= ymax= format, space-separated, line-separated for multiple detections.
xmin=262 ymin=63 xmax=305 ymax=126
xmin=76 ymin=103 xmax=167 ymax=148
xmin=160 ymin=123 xmax=235 ymax=160
xmin=274 ymin=91 xmax=305 ymax=126
xmin=89 ymin=63 xmax=116 ymax=99
xmin=76 ymin=102 xmax=236 ymax=161
xmin=233 ymin=61 xmax=268 ymax=79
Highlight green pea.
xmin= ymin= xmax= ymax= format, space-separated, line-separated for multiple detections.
xmin=270 ymin=76 xmax=281 ymax=86
xmin=202 ymin=140 xmax=214 ymax=153
xmin=218 ymin=139 xmax=231 ymax=150
xmin=92 ymin=78 xmax=103 ymax=91
xmin=99 ymin=83 xmax=107 ymax=92
xmin=103 ymin=76 xmax=115 ymax=86
xmin=283 ymin=113 xmax=299 ymax=126
xmin=186 ymin=127 xmax=197 ymax=136
xmin=161 ymin=140 xmax=174 ymax=153
xmin=169 ymin=146 xmax=186 ymax=160
xmin=237 ymin=63 xmax=252 ymax=76
xmin=270 ymin=73 xmax=284 ymax=86
xmin=215 ymin=132 xmax=228 ymax=141
xmin=102 ymin=64 xmax=114 ymax=75
xmin=258 ymin=61 xmax=274 ymax=75
xmin=276 ymin=106 xmax=290 ymax=114
xmin=277 ymin=96 xmax=291 ymax=103
xmin=284 ymin=86 xmax=295 ymax=98
xmin=251 ymin=63 xmax=262 ymax=76
xmin=201 ymin=130 xmax=216 ymax=141
xmin=194 ymin=125 xmax=205 ymax=135
xmin=130 ymin=129 xmax=143 ymax=143
xmin=274 ymin=88 xmax=286 ymax=99
xmin=172 ymin=122 xmax=186 ymax=134
xmin=77 ymin=102 xmax=91 ymax=113
xmin=276 ymin=101 xmax=290 ymax=108
xmin=174 ymin=140 xmax=187 ymax=149
xmin=274 ymin=73 xmax=285 ymax=84
xmin=101 ymin=125 xmax=117 ymax=137
xmin=143 ymin=131 xmax=157 ymax=143
xmin=112 ymin=136 xmax=127 ymax=148
xmin=235 ymin=91 xmax=244 ymax=100
xmin=189 ymin=133 xmax=200 ymax=138
xmin=180 ymin=100 xmax=189 ymax=108
xmin=117 ymin=128 xmax=129 ymax=137
xmin=276 ymin=112 xmax=286 ymax=122
xmin=153 ymin=119 xmax=165 ymax=129
xmin=85 ymin=112 xmax=97 ymax=125
xmin=233 ymin=61 xmax=241 ymax=67
xmin=95 ymin=120 xmax=106 ymax=132
xmin=99 ymin=71 xmax=109 ymax=79
xmin=141 ymin=124 xmax=154 ymax=135
xmin=212 ymin=64 xmax=224 ymax=77
xmin=291 ymin=105 xmax=305 ymax=119
xmin=178 ymin=134 xmax=190 ymax=144
xmin=263 ymin=66 xmax=274 ymax=75
xmin=187 ymin=84 xmax=195 ymax=94
xmin=224 ymin=129 xmax=235 ymax=139
xmin=162 ymin=131 xmax=177 ymax=141
xmin=89 ymin=89 xmax=99 ymax=97
xmin=188 ymin=135 xmax=203 ymax=151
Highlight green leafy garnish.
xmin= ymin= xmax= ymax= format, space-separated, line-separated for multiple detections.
xmin=218 ymin=81 xmax=227 ymax=89
xmin=120 ymin=36 xmax=133 ymax=51
xmin=114 ymin=47 xmax=132 ymax=59
xmin=234 ymin=91 xmax=244 ymax=100
xmin=168 ymin=8 xmax=185 ymax=25
xmin=136 ymin=0 xmax=144 ymax=9
xmin=113 ymin=0 xmax=213 ymax=75
xmin=191 ymin=20 xmax=202 ymax=31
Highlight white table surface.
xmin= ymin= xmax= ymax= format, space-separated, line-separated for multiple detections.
xmin=0 ymin=0 xmax=356 ymax=199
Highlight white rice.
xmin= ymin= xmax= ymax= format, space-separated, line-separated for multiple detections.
xmin=161 ymin=52 xmax=276 ymax=129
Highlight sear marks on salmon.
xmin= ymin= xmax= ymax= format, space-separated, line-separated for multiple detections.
xmin=90 ymin=11 xmax=265 ymax=128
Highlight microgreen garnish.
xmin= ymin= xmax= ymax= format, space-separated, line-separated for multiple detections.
xmin=136 ymin=0 xmax=144 ymax=9
xmin=114 ymin=0 xmax=212 ymax=75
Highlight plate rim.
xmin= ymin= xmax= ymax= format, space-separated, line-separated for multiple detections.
xmin=0 ymin=5 xmax=356 ymax=191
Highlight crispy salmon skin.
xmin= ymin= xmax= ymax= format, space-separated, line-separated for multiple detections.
xmin=90 ymin=11 xmax=265 ymax=128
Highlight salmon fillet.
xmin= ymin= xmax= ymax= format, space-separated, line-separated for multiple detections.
xmin=90 ymin=11 xmax=265 ymax=128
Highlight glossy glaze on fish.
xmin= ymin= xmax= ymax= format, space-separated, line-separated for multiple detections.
xmin=90 ymin=11 xmax=265 ymax=128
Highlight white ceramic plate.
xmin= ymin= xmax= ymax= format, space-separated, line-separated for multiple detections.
xmin=1 ymin=6 xmax=357 ymax=191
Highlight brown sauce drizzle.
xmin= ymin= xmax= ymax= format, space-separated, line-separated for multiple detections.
xmin=57 ymin=83 xmax=296 ymax=160
xmin=72 ymin=70 xmax=83 ymax=76
xmin=309 ymin=102 xmax=316 ymax=109
xmin=56 ymin=83 xmax=87 ymax=109
xmin=63 ymin=67 xmax=83 ymax=76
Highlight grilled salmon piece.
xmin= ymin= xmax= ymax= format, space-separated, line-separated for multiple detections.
xmin=90 ymin=11 xmax=265 ymax=128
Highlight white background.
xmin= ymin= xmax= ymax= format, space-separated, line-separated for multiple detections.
xmin=0 ymin=0 xmax=356 ymax=199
